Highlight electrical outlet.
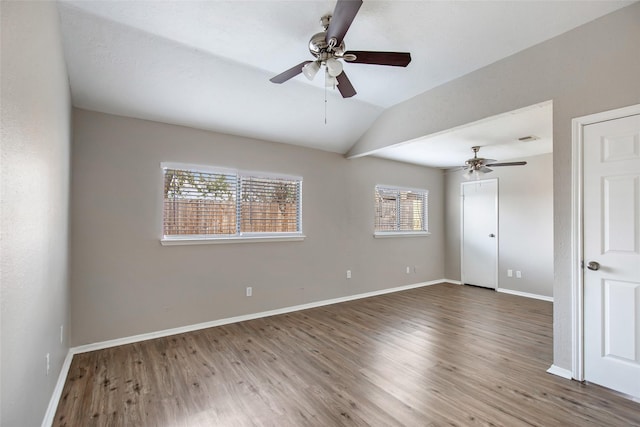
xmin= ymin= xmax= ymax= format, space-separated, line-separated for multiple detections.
xmin=246 ymin=287 xmax=252 ymax=297
xmin=507 ymin=269 xmax=513 ymax=277
xmin=406 ymin=266 xmax=411 ymax=274
xmin=46 ymin=353 xmax=50 ymax=376
xmin=516 ymin=271 xmax=522 ymax=279
xmin=346 ymin=270 xmax=351 ymax=279
xmin=60 ymin=325 xmax=64 ymax=344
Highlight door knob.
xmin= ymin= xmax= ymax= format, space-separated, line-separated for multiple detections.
xmin=489 ymin=233 xmax=495 ymax=238
xmin=587 ymin=261 xmax=600 ymax=271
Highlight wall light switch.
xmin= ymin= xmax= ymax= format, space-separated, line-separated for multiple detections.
xmin=246 ymin=287 xmax=252 ymax=297
xmin=516 ymin=271 xmax=522 ymax=279
xmin=507 ymin=269 xmax=513 ymax=277
xmin=346 ymin=270 xmax=351 ymax=279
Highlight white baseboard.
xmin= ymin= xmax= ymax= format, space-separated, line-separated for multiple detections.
xmin=497 ymin=287 xmax=553 ymax=302
xmin=41 ymin=349 xmax=74 ymax=427
xmin=72 ymin=279 xmax=448 ymax=355
xmin=443 ymin=279 xmax=462 ymax=285
xmin=547 ymin=364 xmax=573 ymax=379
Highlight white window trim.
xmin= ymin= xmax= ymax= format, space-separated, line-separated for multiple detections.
xmin=161 ymin=162 xmax=303 ymax=183
xmin=376 ymin=184 xmax=428 ymax=194
xmin=161 ymin=163 xmax=303 ymax=244
xmin=374 ymin=184 xmax=429 ymax=236
xmin=161 ymin=234 xmax=306 ymax=246
xmin=374 ymin=231 xmax=431 ymax=238
xmin=161 ymin=162 xmax=237 ymax=177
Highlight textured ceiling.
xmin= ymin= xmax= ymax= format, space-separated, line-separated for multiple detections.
xmin=57 ymin=0 xmax=632 ymax=156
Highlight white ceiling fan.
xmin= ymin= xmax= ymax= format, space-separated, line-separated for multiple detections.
xmin=461 ymin=146 xmax=527 ymax=180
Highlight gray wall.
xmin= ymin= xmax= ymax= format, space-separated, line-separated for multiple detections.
xmin=349 ymin=4 xmax=640 ymax=370
xmin=1 ymin=2 xmax=71 ymax=425
xmin=69 ymin=109 xmax=444 ymax=346
xmin=445 ymin=153 xmax=554 ymax=297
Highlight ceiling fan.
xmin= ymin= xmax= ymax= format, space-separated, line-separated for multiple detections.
xmin=269 ymin=0 xmax=411 ymax=98
xmin=461 ymin=146 xmax=527 ymax=179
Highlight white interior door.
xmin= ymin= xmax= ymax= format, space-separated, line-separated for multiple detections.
xmin=461 ymin=180 xmax=498 ymax=289
xmin=583 ymin=113 xmax=640 ymax=398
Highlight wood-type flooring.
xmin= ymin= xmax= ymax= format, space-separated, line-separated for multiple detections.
xmin=54 ymin=283 xmax=640 ymax=426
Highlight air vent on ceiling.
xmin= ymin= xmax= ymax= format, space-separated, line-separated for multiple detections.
xmin=518 ymin=135 xmax=540 ymax=142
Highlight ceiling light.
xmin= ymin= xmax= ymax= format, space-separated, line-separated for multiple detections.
xmin=325 ymin=71 xmax=338 ymax=88
xmin=302 ymin=61 xmax=320 ymax=80
xmin=463 ymin=167 xmax=489 ymax=180
xmin=326 ymin=58 xmax=343 ymax=77
xmin=465 ymin=170 xmax=483 ymax=181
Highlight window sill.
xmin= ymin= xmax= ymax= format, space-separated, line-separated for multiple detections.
xmin=161 ymin=234 xmax=306 ymax=246
xmin=374 ymin=231 xmax=431 ymax=239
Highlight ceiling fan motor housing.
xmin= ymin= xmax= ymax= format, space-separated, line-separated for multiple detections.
xmin=466 ymin=158 xmax=484 ymax=170
xmin=309 ymin=32 xmax=345 ymax=60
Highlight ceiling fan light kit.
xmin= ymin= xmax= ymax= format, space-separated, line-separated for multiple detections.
xmin=302 ymin=61 xmax=321 ymax=80
xmin=269 ymin=0 xmax=411 ymax=98
xmin=326 ymin=58 xmax=343 ymax=77
xmin=325 ymin=71 xmax=338 ymax=89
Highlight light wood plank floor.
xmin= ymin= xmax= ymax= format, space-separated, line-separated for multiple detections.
xmin=54 ymin=283 xmax=640 ymax=426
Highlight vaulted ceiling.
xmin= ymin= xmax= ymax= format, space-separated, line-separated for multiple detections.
xmin=57 ymin=1 xmax=632 ymax=161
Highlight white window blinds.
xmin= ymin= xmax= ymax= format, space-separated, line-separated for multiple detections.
xmin=375 ymin=186 xmax=428 ymax=233
xmin=240 ymin=176 xmax=301 ymax=233
xmin=163 ymin=165 xmax=302 ymax=239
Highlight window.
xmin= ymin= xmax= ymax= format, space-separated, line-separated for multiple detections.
xmin=374 ymin=186 xmax=428 ymax=236
xmin=162 ymin=163 xmax=303 ymax=244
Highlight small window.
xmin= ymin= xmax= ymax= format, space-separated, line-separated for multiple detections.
xmin=162 ymin=163 xmax=302 ymax=244
xmin=374 ymin=186 xmax=428 ymax=236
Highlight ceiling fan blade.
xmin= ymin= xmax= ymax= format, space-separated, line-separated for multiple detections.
xmin=326 ymin=0 xmax=363 ymax=47
xmin=336 ymin=71 xmax=356 ymax=98
xmin=344 ymin=51 xmax=411 ymax=67
xmin=270 ymin=61 xmax=312 ymax=84
xmin=486 ymin=161 xmax=528 ymax=167
xmin=479 ymin=166 xmax=493 ymax=173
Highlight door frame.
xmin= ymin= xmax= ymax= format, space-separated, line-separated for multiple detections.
xmin=570 ymin=103 xmax=640 ymax=382
xmin=460 ymin=178 xmax=499 ymax=289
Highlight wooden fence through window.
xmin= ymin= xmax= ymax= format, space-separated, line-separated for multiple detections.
xmin=163 ymin=199 xmax=298 ymax=236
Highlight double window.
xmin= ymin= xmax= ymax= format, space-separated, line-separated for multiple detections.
xmin=375 ymin=185 xmax=428 ymax=236
xmin=162 ymin=163 xmax=302 ymax=244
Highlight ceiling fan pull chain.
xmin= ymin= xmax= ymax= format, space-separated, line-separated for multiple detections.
xmin=324 ymin=84 xmax=328 ymax=125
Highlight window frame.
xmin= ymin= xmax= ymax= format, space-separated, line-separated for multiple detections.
xmin=160 ymin=162 xmax=304 ymax=245
xmin=374 ymin=185 xmax=430 ymax=238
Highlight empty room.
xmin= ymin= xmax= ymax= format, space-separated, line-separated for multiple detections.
xmin=2 ymin=1 xmax=639 ymax=426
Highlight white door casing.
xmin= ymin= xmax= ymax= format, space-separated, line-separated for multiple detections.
xmin=572 ymin=105 xmax=640 ymax=398
xmin=461 ymin=179 xmax=498 ymax=289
